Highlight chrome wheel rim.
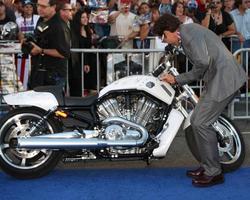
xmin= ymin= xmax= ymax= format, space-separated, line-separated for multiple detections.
xmin=0 ymin=113 xmax=54 ymax=170
xmin=217 ymin=116 xmax=242 ymax=165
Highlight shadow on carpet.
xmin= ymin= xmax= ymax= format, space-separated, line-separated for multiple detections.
xmin=1 ymin=167 xmax=250 ymax=200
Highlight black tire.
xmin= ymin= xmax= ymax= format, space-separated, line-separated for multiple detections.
xmin=185 ymin=114 xmax=245 ymax=173
xmin=0 ymin=107 xmax=62 ymax=179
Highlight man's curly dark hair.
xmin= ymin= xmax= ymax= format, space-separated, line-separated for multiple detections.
xmin=153 ymin=13 xmax=181 ymax=36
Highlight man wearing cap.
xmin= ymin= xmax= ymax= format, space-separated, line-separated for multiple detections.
xmin=16 ymin=0 xmax=39 ymax=90
xmin=16 ymin=0 xmax=39 ymax=36
xmin=28 ymin=0 xmax=70 ymax=88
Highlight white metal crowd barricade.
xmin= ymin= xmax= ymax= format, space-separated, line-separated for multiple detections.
xmin=229 ymin=48 xmax=250 ymax=119
xmin=0 ymin=41 xmax=22 ymax=116
xmin=0 ymin=36 xmax=249 ymax=120
xmin=71 ymin=48 xmax=166 ymax=92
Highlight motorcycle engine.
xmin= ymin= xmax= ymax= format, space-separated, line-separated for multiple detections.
xmin=97 ymin=93 xmax=167 ymax=139
xmin=96 ymin=93 xmax=167 ymax=156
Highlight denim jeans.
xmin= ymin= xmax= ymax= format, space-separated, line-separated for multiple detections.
xmin=232 ymin=39 xmax=250 ymax=53
xmin=232 ymin=39 xmax=250 ymax=72
xmin=93 ymin=24 xmax=110 ymax=38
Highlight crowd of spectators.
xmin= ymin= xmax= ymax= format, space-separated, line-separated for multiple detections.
xmin=0 ymin=0 xmax=250 ymax=96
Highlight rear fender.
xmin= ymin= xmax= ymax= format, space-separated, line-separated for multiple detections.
xmin=3 ymin=91 xmax=59 ymax=111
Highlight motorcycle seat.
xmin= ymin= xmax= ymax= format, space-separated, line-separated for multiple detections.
xmin=34 ymin=85 xmax=64 ymax=106
xmin=64 ymin=94 xmax=98 ymax=106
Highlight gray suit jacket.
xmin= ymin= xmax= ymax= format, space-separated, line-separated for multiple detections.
xmin=175 ymin=23 xmax=247 ymax=102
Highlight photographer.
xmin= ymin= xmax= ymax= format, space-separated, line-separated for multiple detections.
xmin=26 ymin=0 xmax=70 ymax=89
xmin=201 ymin=0 xmax=235 ymax=50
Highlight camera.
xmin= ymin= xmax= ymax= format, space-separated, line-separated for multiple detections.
xmin=207 ymin=2 xmax=216 ymax=9
xmin=21 ymin=34 xmax=37 ymax=54
xmin=187 ymin=0 xmax=198 ymax=13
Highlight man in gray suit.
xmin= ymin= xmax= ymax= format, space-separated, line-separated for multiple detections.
xmin=154 ymin=13 xmax=247 ymax=187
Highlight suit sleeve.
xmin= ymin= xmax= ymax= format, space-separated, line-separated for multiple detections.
xmin=175 ymin=34 xmax=211 ymax=85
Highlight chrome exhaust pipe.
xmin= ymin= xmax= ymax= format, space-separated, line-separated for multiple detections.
xmin=12 ymin=117 xmax=148 ymax=149
xmin=12 ymin=137 xmax=145 ymax=149
xmin=36 ymin=130 xmax=99 ymax=139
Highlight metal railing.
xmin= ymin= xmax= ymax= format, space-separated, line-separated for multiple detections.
xmin=71 ymin=48 xmax=166 ymax=92
xmin=229 ymin=48 xmax=250 ymax=119
xmin=0 ymin=36 xmax=249 ymax=120
xmin=0 ymin=42 xmax=22 ymax=115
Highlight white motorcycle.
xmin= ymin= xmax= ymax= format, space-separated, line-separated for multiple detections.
xmin=0 ymin=49 xmax=245 ymax=179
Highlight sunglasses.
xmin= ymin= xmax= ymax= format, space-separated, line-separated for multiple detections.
xmin=36 ymin=3 xmax=50 ymax=9
xmin=63 ymin=8 xmax=73 ymax=11
xmin=212 ymin=1 xmax=221 ymax=4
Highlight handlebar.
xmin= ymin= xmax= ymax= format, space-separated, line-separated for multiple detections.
xmin=151 ymin=45 xmax=184 ymax=77
xmin=151 ymin=45 xmax=199 ymax=106
xmin=152 ymin=62 xmax=167 ymax=77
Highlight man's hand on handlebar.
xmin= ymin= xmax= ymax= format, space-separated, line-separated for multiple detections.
xmin=160 ymin=73 xmax=176 ymax=85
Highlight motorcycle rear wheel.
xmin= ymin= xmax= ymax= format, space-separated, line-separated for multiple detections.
xmin=185 ymin=114 xmax=245 ymax=172
xmin=0 ymin=107 xmax=62 ymax=179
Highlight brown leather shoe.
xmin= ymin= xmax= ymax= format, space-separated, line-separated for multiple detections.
xmin=186 ymin=167 xmax=205 ymax=178
xmin=192 ymin=173 xmax=224 ymax=187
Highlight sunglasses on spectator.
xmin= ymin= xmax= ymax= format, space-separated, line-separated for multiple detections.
xmin=63 ymin=8 xmax=73 ymax=11
xmin=212 ymin=1 xmax=221 ymax=4
xmin=36 ymin=3 xmax=50 ymax=9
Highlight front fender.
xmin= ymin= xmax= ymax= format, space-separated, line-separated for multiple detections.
xmin=183 ymin=110 xmax=193 ymax=130
xmin=3 ymin=91 xmax=59 ymax=111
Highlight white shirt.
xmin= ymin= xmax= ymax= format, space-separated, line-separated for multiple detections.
xmin=230 ymin=9 xmax=250 ymax=40
xmin=110 ymin=11 xmax=139 ymax=49
xmin=183 ymin=16 xmax=193 ymax=24
xmin=16 ymin=15 xmax=40 ymax=35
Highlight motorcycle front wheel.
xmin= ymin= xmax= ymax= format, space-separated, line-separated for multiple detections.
xmin=0 ymin=107 xmax=62 ymax=179
xmin=185 ymin=114 xmax=245 ymax=172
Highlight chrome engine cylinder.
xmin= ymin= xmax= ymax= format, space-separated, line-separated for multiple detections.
xmin=133 ymin=97 xmax=157 ymax=126
xmin=97 ymin=99 xmax=122 ymax=119
xmin=97 ymin=96 xmax=158 ymax=127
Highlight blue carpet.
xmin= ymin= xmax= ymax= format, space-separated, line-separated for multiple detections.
xmin=0 ymin=167 xmax=250 ymax=200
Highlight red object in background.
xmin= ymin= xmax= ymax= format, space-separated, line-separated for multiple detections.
xmin=120 ymin=0 xmax=131 ymax=4
xmin=196 ymin=0 xmax=206 ymax=12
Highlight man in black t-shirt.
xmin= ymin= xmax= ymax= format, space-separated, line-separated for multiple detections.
xmin=28 ymin=0 xmax=70 ymax=89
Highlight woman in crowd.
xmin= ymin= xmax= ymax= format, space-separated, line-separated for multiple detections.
xmin=71 ymin=9 xmax=97 ymax=96
xmin=201 ymin=0 xmax=235 ymax=49
xmin=171 ymin=1 xmax=193 ymax=74
xmin=171 ymin=1 xmax=193 ymax=24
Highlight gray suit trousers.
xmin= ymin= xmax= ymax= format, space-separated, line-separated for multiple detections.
xmin=190 ymin=92 xmax=236 ymax=176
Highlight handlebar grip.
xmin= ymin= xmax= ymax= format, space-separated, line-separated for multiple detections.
xmin=152 ymin=63 xmax=167 ymax=77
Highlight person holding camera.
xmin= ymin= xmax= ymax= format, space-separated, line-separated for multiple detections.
xmin=201 ymin=0 xmax=236 ymax=50
xmin=27 ymin=0 xmax=70 ymax=89
xmin=16 ymin=0 xmax=39 ymax=90
xmin=154 ymin=13 xmax=247 ymax=187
